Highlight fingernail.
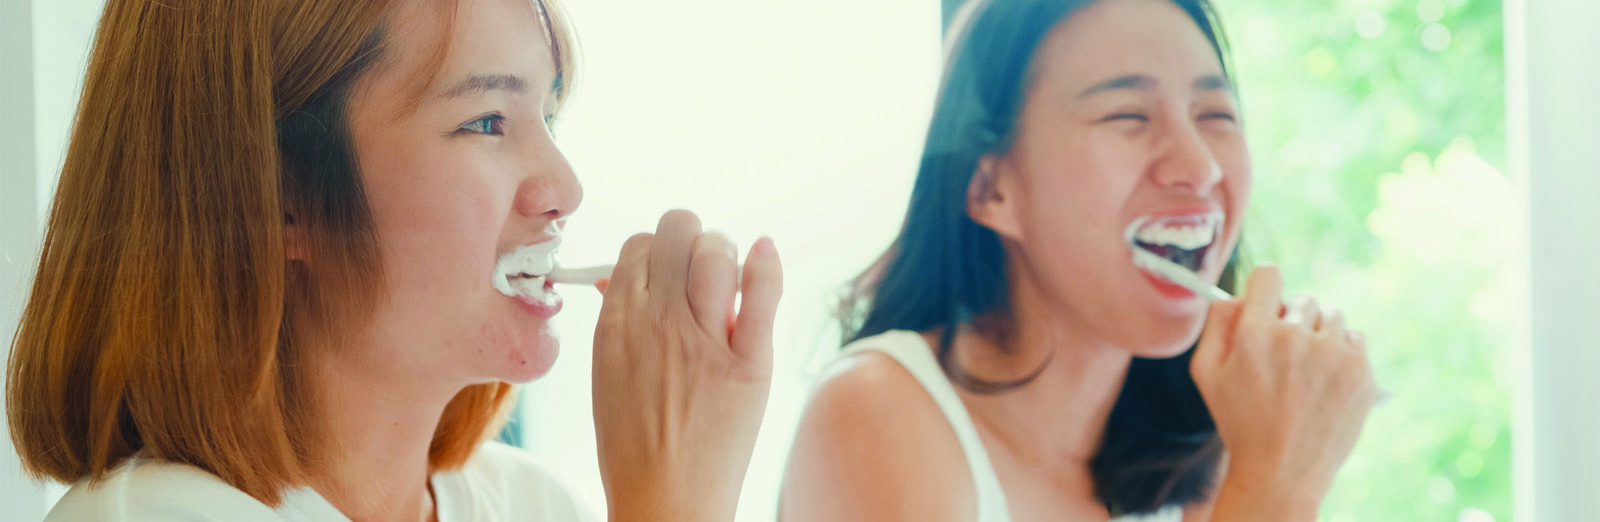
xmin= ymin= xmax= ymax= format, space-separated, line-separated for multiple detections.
xmin=755 ymin=236 xmax=777 ymax=255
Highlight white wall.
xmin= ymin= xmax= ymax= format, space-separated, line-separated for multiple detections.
xmin=2 ymin=1 xmax=105 ymax=520
xmin=1506 ymin=0 xmax=1600 ymax=520
xmin=518 ymin=2 xmax=941 ymax=520
xmin=2 ymin=0 xmax=46 ymax=518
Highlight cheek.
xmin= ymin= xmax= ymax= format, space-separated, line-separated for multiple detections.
xmin=1229 ymin=168 xmax=1252 ymax=209
xmin=1211 ymin=137 xmax=1252 ymax=201
xmin=1217 ymin=146 xmax=1252 ymax=256
xmin=1019 ymin=168 xmax=1129 ymax=266
xmin=358 ymin=158 xmax=512 ymax=309
xmin=1221 ymin=154 xmax=1252 ymax=224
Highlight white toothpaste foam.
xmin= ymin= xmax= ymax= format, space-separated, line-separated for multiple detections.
xmin=492 ymin=236 xmax=561 ymax=299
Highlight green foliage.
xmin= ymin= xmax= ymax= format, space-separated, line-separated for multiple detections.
xmin=1221 ymin=0 xmax=1512 ymax=520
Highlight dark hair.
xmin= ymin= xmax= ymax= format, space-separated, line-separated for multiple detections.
xmin=839 ymin=0 xmax=1239 ymax=515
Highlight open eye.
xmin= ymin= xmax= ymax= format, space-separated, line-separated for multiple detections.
xmin=458 ymin=114 xmax=506 ymax=136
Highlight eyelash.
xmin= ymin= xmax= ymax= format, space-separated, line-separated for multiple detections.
xmin=458 ymin=114 xmax=506 ymax=136
xmin=1100 ymin=112 xmax=1238 ymax=124
xmin=455 ymin=113 xmax=560 ymax=138
xmin=1104 ymin=113 xmax=1149 ymax=123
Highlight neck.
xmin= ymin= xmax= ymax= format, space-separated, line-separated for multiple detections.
xmin=301 ymin=333 xmax=456 ymax=522
xmin=947 ymin=262 xmax=1133 ymax=467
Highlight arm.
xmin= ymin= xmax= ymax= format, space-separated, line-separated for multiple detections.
xmin=779 ymin=352 xmax=978 ymax=522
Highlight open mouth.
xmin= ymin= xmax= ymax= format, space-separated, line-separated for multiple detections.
xmin=505 ymin=273 xmax=552 ymax=296
xmin=1124 ymin=212 xmax=1222 ymax=274
xmin=493 ymin=240 xmax=560 ymax=299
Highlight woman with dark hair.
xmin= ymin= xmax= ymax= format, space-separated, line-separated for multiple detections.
xmin=781 ymin=0 xmax=1377 ymax=520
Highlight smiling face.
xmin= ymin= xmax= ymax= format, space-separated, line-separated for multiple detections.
xmin=336 ymin=0 xmax=580 ymax=386
xmin=969 ymin=0 xmax=1251 ymax=357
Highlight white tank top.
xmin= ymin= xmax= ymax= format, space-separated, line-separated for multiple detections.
xmin=839 ymin=330 xmax=1184 ymax=522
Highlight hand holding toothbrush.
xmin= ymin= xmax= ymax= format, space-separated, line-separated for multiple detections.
xmin=589 ymin=210 xmax=783 ymax=522
xmin=1190 ymin=266 xmax=1380 ymax=521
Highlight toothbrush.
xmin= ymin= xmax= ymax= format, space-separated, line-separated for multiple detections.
xmin=546 ymin=264 xmax=743 ymax=286
xmin=1131 ymin=247 xmax=1234 ymax=302
xmin=1131 ymin=244 xmax=1393 ymax=405
xmin=547 ymin=265 xmax=614 ymax=285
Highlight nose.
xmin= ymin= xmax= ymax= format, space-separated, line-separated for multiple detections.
xmin=512 ymin=139 xmax=583 ymax=222
xmin=1151 ymin=123 xmax=1223 ymax=194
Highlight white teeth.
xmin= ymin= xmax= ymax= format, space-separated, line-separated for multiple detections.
xmin=1129 ymin=213 xmax=1222 ymax=251
xmin=493 ymin=239 xmax=561 ymax=298
xmin=1158 ymin=227 xmax=1178 ymax=245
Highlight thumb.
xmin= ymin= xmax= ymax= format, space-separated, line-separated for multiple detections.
xmin=1191 ymin=299 xmax=1244 ymax=385
xmin=730 ymin=237 xmax=782 ymax=374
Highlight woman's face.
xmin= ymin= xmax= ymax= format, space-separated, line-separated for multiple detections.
xmin=975 ymin=0 xmax=1250 ymax=357
xmin=340 ymin=0 xmax=578 ymax=386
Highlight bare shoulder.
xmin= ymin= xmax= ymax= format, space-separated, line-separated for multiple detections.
xmin=779 ymin=348 xmax=976 ymax=522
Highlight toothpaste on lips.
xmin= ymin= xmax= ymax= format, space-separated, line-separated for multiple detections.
xmin=492 ymin=237 xmax=560 ymax=300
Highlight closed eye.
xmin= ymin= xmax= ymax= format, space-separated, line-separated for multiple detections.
xmin=1102 ymin=113 xmax=1150 ymax=123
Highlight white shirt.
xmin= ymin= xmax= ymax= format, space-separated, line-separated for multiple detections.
xmin=44 ymin=441 xmax=596 ymax=522
xmin=839 ymin=330 xmax=1183 ymax=522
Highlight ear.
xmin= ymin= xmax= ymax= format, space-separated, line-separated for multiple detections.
xmin=284 ymin=211 xmax=310 ymax=261
xmin=966 ymin=154 xmax=1024 ymax=240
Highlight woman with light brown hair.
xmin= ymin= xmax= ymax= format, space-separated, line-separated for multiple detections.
xmin=5 ymin=0 xmax=782 ymax=520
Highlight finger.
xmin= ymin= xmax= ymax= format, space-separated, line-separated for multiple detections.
xmin=730 ymin=237 xmax=782 ymax=373
xmin=1346 ymin=330 xmax=1368 ymax=353
xmin=1239 ymin=266 xmax=1286 ymax=325
xmin=1284 ymin=295 xmax=1319 ymax=331
xmin=687 ymin=232 xmax=739 ymax=337
xmin=1318 ymin=307 xmax=1345 ymax=336
xmin=648 ymin=210 xmax=702 ymax=307
xmin=1282 ymin=295 xmax=1305 ymax=325
xmin=608 ymin=234 xmax=653 ymax=296
xmin=594 ymin=279 xmax=610 ymax=294
xmin=1192 ymin=299 xmax=1245 ymax=377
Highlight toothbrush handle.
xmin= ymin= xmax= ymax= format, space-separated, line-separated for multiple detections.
xmin=548 ymin=265 xmax=615 ymax=285
xmin=548 ymin=264 xmax=744 ymax=286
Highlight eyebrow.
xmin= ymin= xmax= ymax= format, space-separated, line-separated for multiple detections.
xmin=440 ymin=74 xmax=529 ymax=98
xmin=1077 ymin=74 xmax=1234 ymax=98
xmin=1193 ymin=74 xmax=1233 ymax=93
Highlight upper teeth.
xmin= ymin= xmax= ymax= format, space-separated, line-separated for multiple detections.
xmin=1127 ymin=213 xmax=1222 ymax=250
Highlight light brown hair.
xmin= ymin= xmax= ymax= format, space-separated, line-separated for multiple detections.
xmin=7 ymin=0 xmax=578 ymax=505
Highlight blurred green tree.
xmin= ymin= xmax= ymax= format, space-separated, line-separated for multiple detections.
xmin=1223 ymin=0 xmax=1511 ymax=520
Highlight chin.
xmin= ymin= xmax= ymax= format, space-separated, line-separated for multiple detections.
xmin=1121 ymin=313 xmax=1206 ymax=359
xmin=486 ymin=324 xmax=561 ymax=383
